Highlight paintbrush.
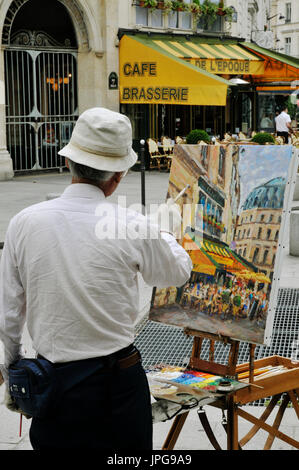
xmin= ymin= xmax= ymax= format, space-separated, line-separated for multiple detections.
xmin=238 ymin=366 xmax=272 ymax=380
xmin=174 ymin=184 xmax=190 ymax=202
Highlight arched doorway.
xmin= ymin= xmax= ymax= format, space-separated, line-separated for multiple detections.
xmin=3 ymin=0 xmax=80 ymax=171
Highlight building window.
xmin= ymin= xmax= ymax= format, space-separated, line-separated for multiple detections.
xmin=266 ymin=229 xmax=271 ymax=240
xmin=136 ymin=5 xmax=163 ymax=28
xmin=269 ymin=214 xmax=273 ymax=223
xmin=253 ymin=248 xmax=259 ymax=264
xmin=258 ymin=227 xmax=262 ymax=239
xmin=275 ymin=230 xmax=279 ymax=241
xmin=260 ymin=214 xmax=264 ymax=222
xmin=263 ymin=250 xmax=269 ymax=265
xmin=169 ymin=0 xmax=192 ymax=30
xmin=285 ymin=37 xmax=291 ymax=55
xmin=151 ymin=9 xmax=163 ymax=28
xmin=286 ymin=3 xmax=292 ymax=23
xmin=197 ymin=14 xmax=222 ymax=32
xmin=136 ymin=5 xmax=148 ymax=26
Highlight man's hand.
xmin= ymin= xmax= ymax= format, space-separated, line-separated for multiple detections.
xmin=4 ymin=387 xmax=31 ymax=418
xmin=153 ymin=198 xmax=182 ymax=239
xmin=4 ymin=387 xmax=23 ymax=414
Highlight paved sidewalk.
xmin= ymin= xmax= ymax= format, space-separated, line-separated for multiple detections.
xmin=0 ymin=169 xmax=298 ymax=450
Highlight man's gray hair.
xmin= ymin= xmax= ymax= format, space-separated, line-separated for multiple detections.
xmin=67 ymin=159 xmax=115 ymax=183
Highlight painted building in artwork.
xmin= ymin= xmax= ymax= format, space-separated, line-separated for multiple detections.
xmin=234 ymin=177 xmax=285 ymax=280
xmin=167 ymin=144 xmax=240 ymax=247
xmin=194 ymin=144 xmax=240 ymax=247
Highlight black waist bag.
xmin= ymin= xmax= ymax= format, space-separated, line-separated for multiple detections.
xmin=9 ymin=358 xmax=58 ymax=418
xmin=9 ymin=357 xmax=107 ymax=419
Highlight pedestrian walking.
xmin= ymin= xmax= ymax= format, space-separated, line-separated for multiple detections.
xmin=0 ymin=107 xmax=192 ymax=450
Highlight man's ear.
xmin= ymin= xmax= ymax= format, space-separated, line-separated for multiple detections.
xmin=65 ymin=158 xmax=69 ymax=169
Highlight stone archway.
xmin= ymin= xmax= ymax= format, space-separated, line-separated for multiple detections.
xmin=0 ymin=0 xmax=104 ymax=178
xmin=1 ymin=0 xmax=89 ymax=50
xmin=2 ymin=0 xmax=82 ymax=172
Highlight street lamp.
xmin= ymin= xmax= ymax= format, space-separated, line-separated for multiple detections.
xmin=140 ymin=139 xmax=146 ymax=213
xmin=267 ymin=14 xmax=285 ymax=21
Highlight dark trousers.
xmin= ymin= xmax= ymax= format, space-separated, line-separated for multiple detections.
xmin=277 ymin=131 xmax=289 ymax=144
xmin=29 ymin=351 xmax=153 ymax=450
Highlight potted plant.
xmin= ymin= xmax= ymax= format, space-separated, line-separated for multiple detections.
xmin=188 ymin=2 xmax=202 ymax=18
xmin=139 ymin=0 xmax=158 ymax=10
xmin=172 ymin=1 xmax=187 ymax=12
xmin=186 ymin=129 xmax=211 ymax=144
xmin=218 ymin=5 xmax=234 ymax=21
xmin=251 ymin=132 xmax=275 ymax=145
xmin=201 ymin=0 xmax=218 ymax=25
xmin=158 ymin=0 xmax=173 ymax=13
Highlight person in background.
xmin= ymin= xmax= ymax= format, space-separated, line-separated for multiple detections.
xmin=275 ymin=106 xmax=293 ymax=143
xmin=0 ymin=107 xmax=192 ymax=450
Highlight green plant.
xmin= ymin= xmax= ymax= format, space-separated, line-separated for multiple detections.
xmin=286 ymin=96 xmax=298 ymax=120
xmin=186 ymin=129 xmax=211 ymax=144
xmin=251 ymin=132 xmax=275 ymax=145
xmin=188 ymin=2 xmax=202 ymax=17
xmin=159 ymin=0 xmax=173 ymax=13
xmin=140 ymin=0 xmax=158 ymax=10
xmin=221 ymin=5 xmax=234 ymax=21
xmin=201 ymin=0 xmax=218 ymax=25
xmin=171 ymin=1 xmax=187 ymax=11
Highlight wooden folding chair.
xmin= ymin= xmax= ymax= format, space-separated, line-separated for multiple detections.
xmin=146 ymin=138 xmax=163 ymax=171
xmin=161 ymin=136 xmax=174 ymax=170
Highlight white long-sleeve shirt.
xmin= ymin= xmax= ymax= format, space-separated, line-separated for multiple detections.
xmin=0 ymin=183 xmax=192 ymax=379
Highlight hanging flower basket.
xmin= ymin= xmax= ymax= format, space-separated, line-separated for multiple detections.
xmin=172 ymin=1 xmax=187 ymax=11
xmin=217 ymin=8 xmax=226 ymax=16
xmin=190 ymin=4 xmax=201 ymax=14
xmin=138 ymin=0 xmax=158 ymax=9
xmin=157 ymin=0 xmax=173 ymax=12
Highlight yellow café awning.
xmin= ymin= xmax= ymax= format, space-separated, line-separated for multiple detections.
xmin=119 ymin=35 xmax=265 ymax=107
xmin=119 ymin=34 xmax=232 ymax=106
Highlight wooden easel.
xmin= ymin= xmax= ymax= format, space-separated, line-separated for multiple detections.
xmin=162 ymin=328 xmax=250 ymax=450
xmin=161 ymin=328 xmax=299 ymax=451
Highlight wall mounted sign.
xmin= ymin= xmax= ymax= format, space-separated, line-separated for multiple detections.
xmin=108 ymin=72 xmax=118 ymax=90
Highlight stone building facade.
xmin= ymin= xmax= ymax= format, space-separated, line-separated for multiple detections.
xmin=0 ymin=0 xmax=123 ymax=179
xmin=270 ymin=0 xmax=299 ymax=58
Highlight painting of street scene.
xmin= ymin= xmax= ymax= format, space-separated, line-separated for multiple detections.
xmin=149 ymin=144 xmax=293 ymax=344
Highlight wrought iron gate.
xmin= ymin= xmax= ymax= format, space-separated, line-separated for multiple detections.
xmin=4 ymin=44 xmax=78 ymax=172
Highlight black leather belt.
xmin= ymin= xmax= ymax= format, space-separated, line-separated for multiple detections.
xmin=38 ymin=344 xmax=141 ymax=370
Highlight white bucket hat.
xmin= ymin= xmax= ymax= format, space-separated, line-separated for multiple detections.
xmin=58 ymin=107 xmax=138 ymax=172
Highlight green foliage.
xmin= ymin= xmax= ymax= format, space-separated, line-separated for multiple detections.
xmin=142 ymin=0 xmax=158 ymax=8
xmin=201 ymin=0 xmax=218 ymax=25
xmin=186 ymin=129 xmax=211 ymax=144
xmin=251 ymin=132 xmax=275 ymax=145
xmin=286 ymin=96 xmax=298 ymax=120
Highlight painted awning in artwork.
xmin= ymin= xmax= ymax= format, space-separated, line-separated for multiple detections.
xmin=182 ymin=234 xmax=217 ymax=276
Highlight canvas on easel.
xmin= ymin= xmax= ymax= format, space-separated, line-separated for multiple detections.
xmin=149 ymin=144 xmax=296 ymax=346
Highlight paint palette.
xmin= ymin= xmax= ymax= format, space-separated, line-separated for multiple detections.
xmin=146 ymin=365 xmax=248 ymax=404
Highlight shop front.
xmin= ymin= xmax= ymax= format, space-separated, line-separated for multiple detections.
xmin=118 ymin=31 xmax=265 ymax=161
xmin=237 ymin=42 xmax=299 ymax=134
